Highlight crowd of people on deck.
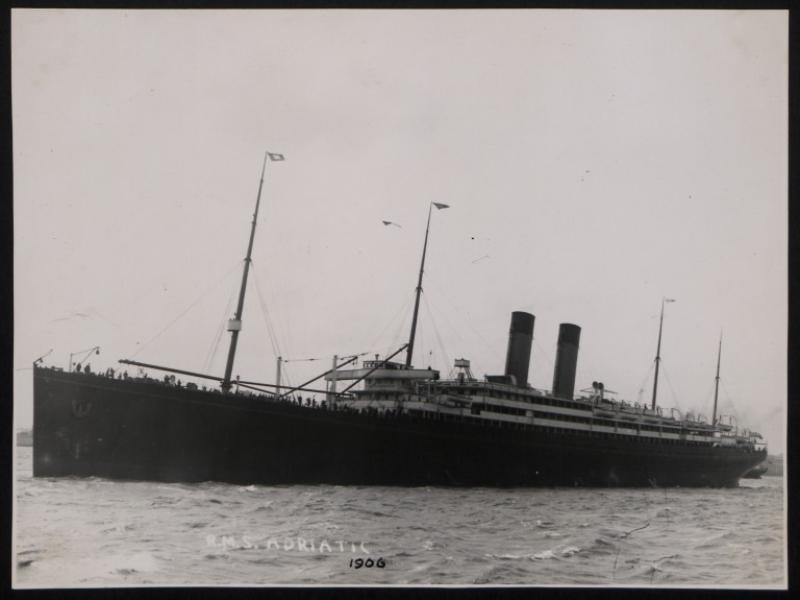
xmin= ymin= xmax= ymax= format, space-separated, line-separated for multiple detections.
xmin=63 ymin=362 xmax=334 ymax=410
xmin=45 ymin=362 xmax=398 ymax=417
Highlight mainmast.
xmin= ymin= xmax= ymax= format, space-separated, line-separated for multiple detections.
xmin=221 ymin=153 xmax=270 ymax=393
xmin=405 ymin=202 xmax=449 ymax=368
xmin=650 ymin=297 xmax=675 ymax=410
xmin=712 ymin=332 xmax=722 ymax=426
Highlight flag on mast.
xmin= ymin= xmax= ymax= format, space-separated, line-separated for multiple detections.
xmin=433 ymin=202 xmax=449 ymax=210
xmin=267 ymin=152 xmax=285 ymax=161
xmin=665 ymin=298 xmax=676 ymax=303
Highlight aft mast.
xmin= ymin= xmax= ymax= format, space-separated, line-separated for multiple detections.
xmin=712 ymin=332 xmax=722 ymax=425
xmin=650 ymin=297 xmax=675 ymax=410
xmin=221 ymin=152 xmax=275 ymax=392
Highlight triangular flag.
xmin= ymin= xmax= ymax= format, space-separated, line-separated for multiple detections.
xmin=433 ymin=202 xmax=450 ymax=210
xmin=267 ymin=152 xmax=285 ymax=161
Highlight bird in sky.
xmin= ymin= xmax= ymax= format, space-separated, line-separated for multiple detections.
xmin=49 ymin=308 xmax=119 ymax=327
xmin=49 ymin=311 xmax=90 ymax=323
xmin=382 ymin=220 xmax=402 ymax=228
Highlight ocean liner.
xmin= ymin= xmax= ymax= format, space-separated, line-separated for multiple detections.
xmin=32 ymin=154 xmax=767 ymax=487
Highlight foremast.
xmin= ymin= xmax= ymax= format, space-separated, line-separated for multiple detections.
xmin=221 ymin=153 xmax=269 ymax=393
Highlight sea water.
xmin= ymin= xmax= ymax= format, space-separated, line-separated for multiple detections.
xmin=13 ymin=447 xmax=785 ymax=588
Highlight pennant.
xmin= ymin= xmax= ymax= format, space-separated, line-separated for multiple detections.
xmin=433 ymin=202 xmax=450 ymax=210
xmin=267 ymin=152 xmax=285 ymax=161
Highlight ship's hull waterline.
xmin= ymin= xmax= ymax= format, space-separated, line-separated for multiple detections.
xmin=33 ymin=369 xmax=765 ymax=488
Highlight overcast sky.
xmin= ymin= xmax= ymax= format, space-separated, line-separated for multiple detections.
xmin=13 ymin=9 xmax=787 ymax=453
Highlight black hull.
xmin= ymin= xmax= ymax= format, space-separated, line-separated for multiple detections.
xmin=33 ymin=369 xmax=766 ymax=487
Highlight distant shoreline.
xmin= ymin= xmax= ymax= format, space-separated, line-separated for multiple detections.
xmin=15 ymin=430 xmax=32 ymax=447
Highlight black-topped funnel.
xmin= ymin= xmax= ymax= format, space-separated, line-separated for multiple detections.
xmin=504 ymin=311 xmax=535 ymax=388
xmin=552 ymin=323 xmax=581 ymax=400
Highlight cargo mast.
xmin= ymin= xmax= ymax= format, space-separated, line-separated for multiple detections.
xmin=221 ymin=154 xmax=269 ymax=392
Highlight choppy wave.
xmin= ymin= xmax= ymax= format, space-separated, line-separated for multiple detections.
xmin=13 ymin=448 xmax=785 ymax=587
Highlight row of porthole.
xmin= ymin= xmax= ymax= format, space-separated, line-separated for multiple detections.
xmin=408 ymin=410 xmax=714 ymax=447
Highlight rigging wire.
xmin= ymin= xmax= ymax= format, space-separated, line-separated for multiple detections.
xmin=130 ymin=261 xmax=242 ymax=359
xmin=251 ymin=265 xmax=290 ymax=369
xmin=657 ymin=361 xmax=683 ymax=412
xmin=281 ymin=363 xmax=296 ymax=398
xmin=251 ymin=266 xmax=297 ymax=393
xmin=384 ymin=292 xmax=415 ymax=357
xmin=251 ymin=266 xmax=282 ymax=359
xmin=719 ymin=379 xmax=739 ymax=420
xmin=416 ymin=315 xmax=426 ymax=367
xmin=533 ymin=339 xmax=555 ymax=377
xmin=202 ymin=318 xmax=225 ymax=374
xmin=425 ymin=281 xmax=504 ymax=358
xmin=252 ymin=265 xmax=369 ymax=396
xmin=423 ymin=281 xmax=504 ymax=377
xmin=367 ymin=291 xmax=415 ymax=355
xmin=423 ymin=293 xmax=452 ymax=373
xmin=701 ymin=379 xmax=717 ymax=417
xmin=202 ymin=283 xmax=238 ymax=374
xmin=282 ymin=350 xmax=369 ymax=363
xmin=420 ymin=286 xmax=466 ymax=349
xmin=635 ymin=362 xmax=656 ymax=405
xmin=422 ymin=293 xmax=467 ymax=378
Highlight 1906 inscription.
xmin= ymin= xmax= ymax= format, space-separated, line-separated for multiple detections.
xmin=349 ymin=557 xmax=386 ymax=569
